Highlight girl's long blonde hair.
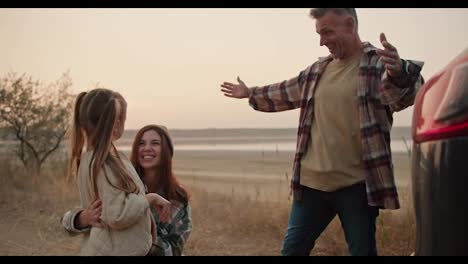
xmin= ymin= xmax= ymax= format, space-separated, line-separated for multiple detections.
xmin=68 ymin=88 xmax=138 ymax=200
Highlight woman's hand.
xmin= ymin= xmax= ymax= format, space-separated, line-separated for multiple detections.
xmin=146 ymin=193 xmax=172 ymax=223
xmin=77 ymin=199 xmax=103 ymax=229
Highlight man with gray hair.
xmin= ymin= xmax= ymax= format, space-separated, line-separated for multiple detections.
xmin=220 ymin=8 xmax=424 ymax=255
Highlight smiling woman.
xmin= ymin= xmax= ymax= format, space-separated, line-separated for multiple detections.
xmin=137 ymin=130 xmax=163 ymax=173
xmin=129 ymin=124 xmax=191 ymax=256
xmin=133 ymin=126 xmax=174 ymax=183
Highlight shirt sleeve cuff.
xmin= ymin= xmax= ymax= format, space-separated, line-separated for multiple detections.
xmin=62 ymin=208 xmax=91 ymax=233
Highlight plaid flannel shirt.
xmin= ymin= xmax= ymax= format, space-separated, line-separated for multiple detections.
xmin=248 ymin=42 xmax=424 ymax=209
xmin=149 ymin=199 xmax=192 ymax=256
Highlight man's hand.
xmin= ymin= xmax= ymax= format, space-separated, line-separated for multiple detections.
xmin=376 ymin=33 xmax=403 ymax=77
xmin=220 ymin=76 xmax=250 ymax=99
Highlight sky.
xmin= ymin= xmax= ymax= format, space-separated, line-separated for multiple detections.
xmin=1 ymin=8 xmax=468 ymax=129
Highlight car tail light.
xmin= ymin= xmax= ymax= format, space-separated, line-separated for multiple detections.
xmin=413 ymin=48 xmax=468 ymax=144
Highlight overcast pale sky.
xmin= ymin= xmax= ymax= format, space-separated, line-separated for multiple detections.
xmin=1 ymin=8 xmax=467 ymax=129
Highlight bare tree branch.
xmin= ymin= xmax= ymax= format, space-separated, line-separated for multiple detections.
xmin=0 ymin=72 xmax=74 ymax=176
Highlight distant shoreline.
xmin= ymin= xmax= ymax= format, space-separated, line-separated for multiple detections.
xmin=121 ymin=126 xmax=412 ymax=140
xmin=122 ymin=126 xmax=411 ymax=132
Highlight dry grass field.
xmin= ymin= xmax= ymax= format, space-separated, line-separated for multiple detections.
xmin=0 ymin=149 xmax=415 ymax=256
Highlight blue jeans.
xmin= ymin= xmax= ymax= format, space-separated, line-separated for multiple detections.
xmin=281 ymin=183 xmax=379 ymax=256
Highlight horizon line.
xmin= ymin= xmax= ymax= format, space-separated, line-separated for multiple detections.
xmin=124 ymin=125 xmax=412 ymax=131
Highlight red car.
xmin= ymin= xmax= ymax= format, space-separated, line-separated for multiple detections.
xmin=412 ymin=46 xmax=468 ymax=256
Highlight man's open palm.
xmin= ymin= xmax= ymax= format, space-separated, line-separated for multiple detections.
xmin=221 ymin=76 xmax=250 ymax=99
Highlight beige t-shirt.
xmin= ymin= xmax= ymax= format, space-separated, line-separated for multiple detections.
xmin=300 ymin=53 xmax=366 ymax=192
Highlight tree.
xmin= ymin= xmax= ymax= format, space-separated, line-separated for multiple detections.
xmin=0 ymin=72 xmax=74 ymax=179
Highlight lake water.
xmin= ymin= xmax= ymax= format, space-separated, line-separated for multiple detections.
xmin=117 ymin=139 xmax=412 ymax=153
xmin=117 ymin=127 xmax=412 ymax=154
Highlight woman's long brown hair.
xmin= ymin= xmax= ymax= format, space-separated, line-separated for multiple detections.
xmin=130 ymin=125 xmax=189 ymax=204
